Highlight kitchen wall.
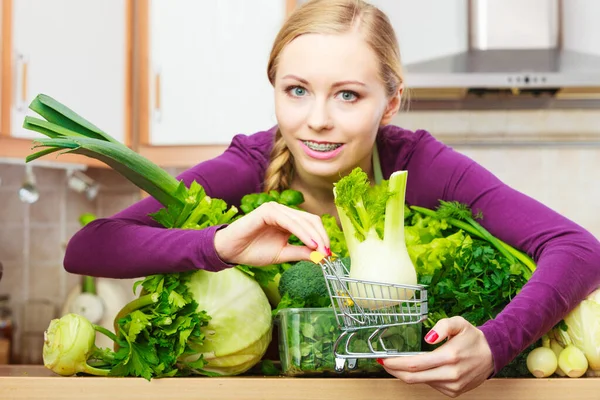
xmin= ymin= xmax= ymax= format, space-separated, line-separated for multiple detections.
xmin=0 ymin=163 xmax=183 ymax=364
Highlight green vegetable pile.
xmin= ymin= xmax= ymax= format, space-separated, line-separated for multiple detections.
xmin=272 ymin=172 xmax=539 ymax=377
xmin=27 ymin=94 xmax=548 ymax=380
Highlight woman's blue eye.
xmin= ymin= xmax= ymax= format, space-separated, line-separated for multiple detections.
xmin=338 ymin=91 xmax=357 ymax=102
xmin=291 ymin=87 xmax=306 ymax=96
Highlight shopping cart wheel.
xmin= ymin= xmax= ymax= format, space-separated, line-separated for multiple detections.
xmin=335 ymin=357 xmax=346 ymax=372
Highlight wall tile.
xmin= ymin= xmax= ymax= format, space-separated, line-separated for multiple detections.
xmin=432 ymin=112 xmax=472 ymax=135
xmin=467 ymin=111 xmax=508 ymax=135
xmin=577 ymin=111 xmax=600 ymax=134
xmin=97 ymin=192 xmax=139 ymax=217
xmin=0 ymin=260 xmax=25 ymax=302
xmin=30 ymin=190 xmax=61 ymax=224
xmin=0 ymin=227 xmax=25 ymax=262
xmin=505 ymin=111 xmax=546 ymax=135
xmin=0 ymin=190 xmax=26 ymax=225
xmin=32 ymin=167 xmax=65 ymax=189
xmin=86 ymin=168 xmax=137 ymax=190
xmin=392 ymin=111 xmax=430 ymax=132
xmin=542 ymin=110 xmax=582 ymax=135
xmin=27 ymin=266 xmax=63 ymax=307
xmin=29 ymin=226 xmax=63 ymax=267
xmin=65 ymin=190 xmax=97 ymax=224
xmin=0 ymin=165 xmax=26 ymax=187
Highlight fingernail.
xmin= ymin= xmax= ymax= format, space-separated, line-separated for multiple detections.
xmin=311 ymin=239 xmax=318 ymax=249
xmin=424 ymin=330 xmax=439 ymax=343
xmin=325 ymin=246 xmax=332 ymax=256
xmin=376 ymin=358 xmax=384 ymax=365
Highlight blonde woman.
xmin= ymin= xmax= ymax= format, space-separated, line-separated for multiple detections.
xmin=65 ymin=0 xmax=600 ymax=396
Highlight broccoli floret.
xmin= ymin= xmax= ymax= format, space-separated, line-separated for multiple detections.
xmin=278 ymin=261 xmax=331 ymax=307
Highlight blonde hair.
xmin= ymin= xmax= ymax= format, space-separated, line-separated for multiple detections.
xmin=263 ymin=0 xmax=405 ymax=193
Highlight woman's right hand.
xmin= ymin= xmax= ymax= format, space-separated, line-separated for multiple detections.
xmin=213 ymin=202 xmax=330 ymax=266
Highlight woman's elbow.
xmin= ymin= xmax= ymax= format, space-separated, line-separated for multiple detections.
xmin=63 ymin=236 xmax=86 ymax=275
xmin=62 ymin=224 xmax=100 ymax=276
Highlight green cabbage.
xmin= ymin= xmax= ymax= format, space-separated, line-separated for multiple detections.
xmin=181 ymin=268 xmax=273 ymax=375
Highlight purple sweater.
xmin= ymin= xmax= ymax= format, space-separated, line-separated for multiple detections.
xmin=65 ymin=125 xmax=600 ymax=375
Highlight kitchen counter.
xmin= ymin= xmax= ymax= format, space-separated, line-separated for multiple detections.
xmin=1 ymin=365 xmax=599 ymax=400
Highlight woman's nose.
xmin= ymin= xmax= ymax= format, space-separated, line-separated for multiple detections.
xmin=307 ymin=100 xmax=333 ymax=132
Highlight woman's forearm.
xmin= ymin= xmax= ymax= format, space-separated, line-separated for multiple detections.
xmin=64 ymin=218 xmax=232 ymax=278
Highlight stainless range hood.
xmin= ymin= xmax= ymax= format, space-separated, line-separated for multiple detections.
xmin=404 ymin=0 xmax=600 ymax=110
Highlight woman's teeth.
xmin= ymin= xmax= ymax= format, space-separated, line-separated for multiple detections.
xmin=302 ymin=141 xmax=342 ymax=152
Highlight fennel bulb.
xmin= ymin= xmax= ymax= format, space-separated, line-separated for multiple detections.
xmin=334 ymin=168 xmax=417 ymax=309
xmin=526 ymin=346 xmax=557 ymax=378
xmin=558 ymin=344 xmax=588 ymax=378
xmin=561 ymin=288 xmax=600 ymax=374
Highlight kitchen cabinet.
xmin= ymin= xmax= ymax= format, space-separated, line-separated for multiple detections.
xmin=2 ymin=365 xmax=600 ymax=400
xmin=0 ymin=0 xmax=131 ymax=167
xmin=142 ymin=0 xmax=285 ymax=150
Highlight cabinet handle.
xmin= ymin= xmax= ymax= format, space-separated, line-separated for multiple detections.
xmin=154 ymin=71 xmax=161 ymax=122
xmin=22 ymin=61 xmax=28 ymax=103
xmin=16 ymin=54 xmax=29 ymax=112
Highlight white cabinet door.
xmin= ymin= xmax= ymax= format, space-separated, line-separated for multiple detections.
xmin=148 ymin=0 xmax=284 ymax=145
xmin=10 ymin=0 xmax=127 ymax=143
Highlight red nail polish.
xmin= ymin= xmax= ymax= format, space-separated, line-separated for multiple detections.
xmin=424 ymin=330 xmax=439 ymax=343
xmin=325 ymin=246 xmax=332 ymax=256
xmin=376 ymin=358 xmax=384 ymax=365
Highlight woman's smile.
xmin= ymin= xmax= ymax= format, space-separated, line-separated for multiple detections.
xmin=299 ymin=140 xmax=345 ymax=160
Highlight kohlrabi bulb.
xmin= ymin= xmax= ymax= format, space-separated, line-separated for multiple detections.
xmin=43 ymin=313 xmax=97 ymax=376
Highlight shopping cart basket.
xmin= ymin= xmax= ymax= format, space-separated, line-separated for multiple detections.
xmin=313 ymin=252 xmax=429 ymax=372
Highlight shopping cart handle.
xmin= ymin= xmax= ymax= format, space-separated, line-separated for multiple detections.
xmin=310 ymin=251 xmax=327 ymax=264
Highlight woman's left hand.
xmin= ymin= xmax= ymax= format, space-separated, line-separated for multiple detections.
xmin=379 ymin=316 xmax=494 ymax=398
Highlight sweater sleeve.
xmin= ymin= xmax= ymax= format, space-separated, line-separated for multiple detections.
xmin=63 ymin=131 xmax=272 ymax=279
xmin=404 ymin=130 xmax=600 ymax=375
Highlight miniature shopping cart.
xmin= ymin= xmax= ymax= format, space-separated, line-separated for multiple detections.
xmin=315 ymin=253 xmax=429 ymax=372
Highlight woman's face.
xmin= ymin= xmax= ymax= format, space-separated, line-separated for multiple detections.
xmin=274 ymin=30 xmax=400 ymax=184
